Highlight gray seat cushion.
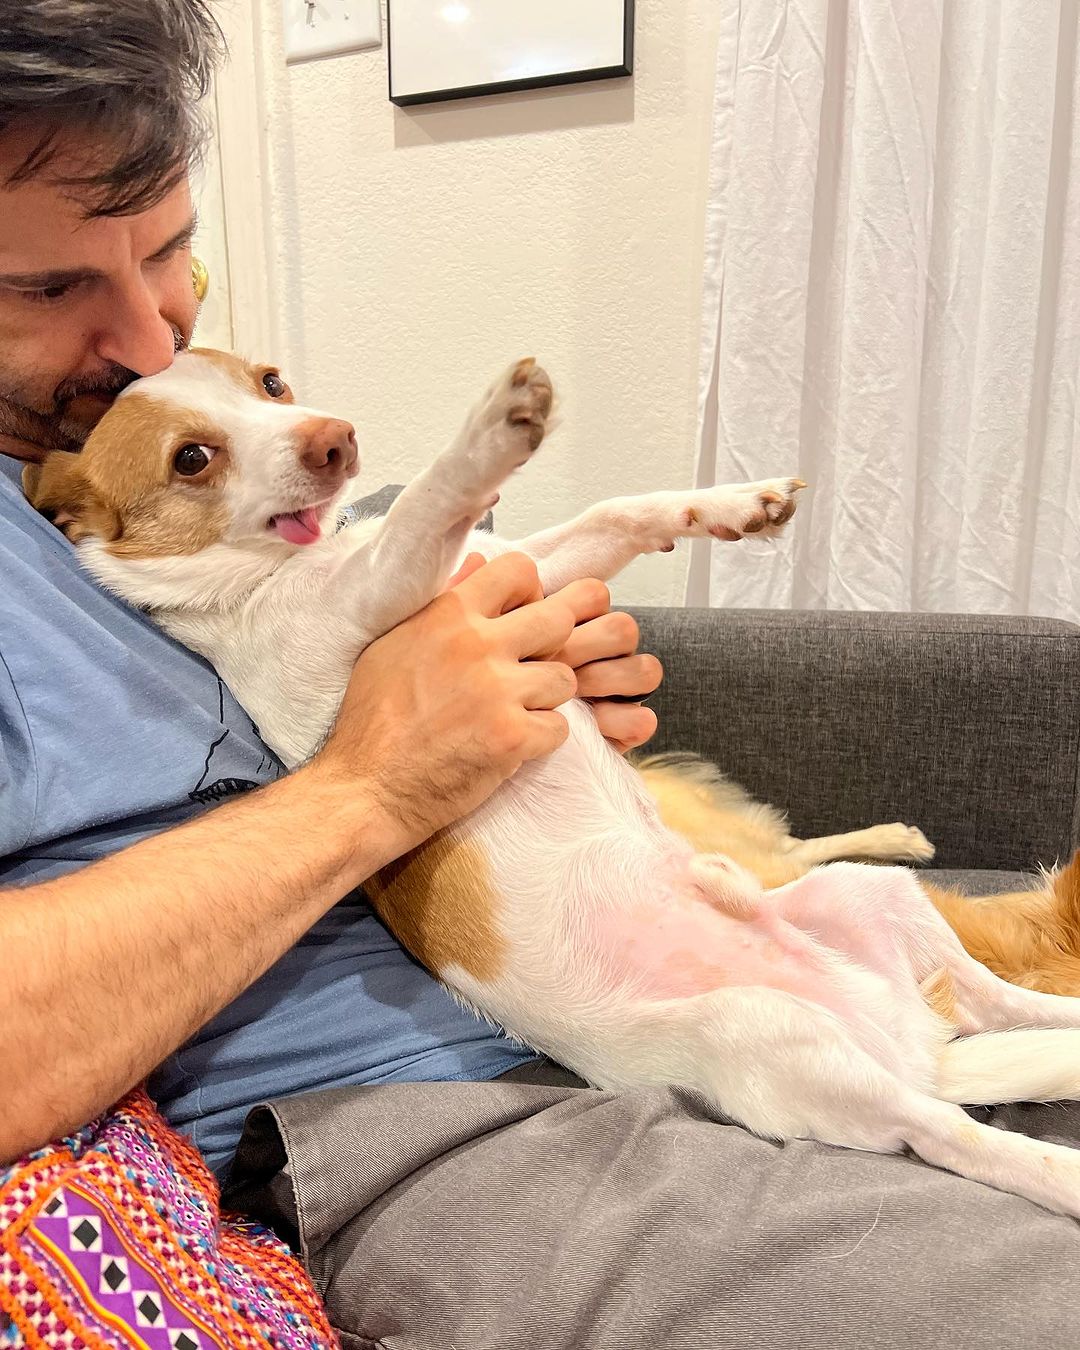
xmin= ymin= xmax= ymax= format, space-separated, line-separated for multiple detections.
xmin=230 ymin=1080 xmax=1080 ymax=1350
xmin=924 ymin=869 xmax=1037 ymax=896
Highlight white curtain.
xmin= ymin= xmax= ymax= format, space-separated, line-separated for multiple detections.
xmin=690 ymin=0 xmax=1080 ymax=620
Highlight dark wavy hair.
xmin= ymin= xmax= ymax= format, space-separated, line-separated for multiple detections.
xmin=0 ymin=0 xmax=225 ymax=216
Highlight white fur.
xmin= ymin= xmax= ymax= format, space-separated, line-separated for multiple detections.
xmin=79 ymin=351 xmax=1080 ymax=1218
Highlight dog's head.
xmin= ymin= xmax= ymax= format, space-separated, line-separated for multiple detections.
xmin=22 ymin=348 xmax=359 ymax=559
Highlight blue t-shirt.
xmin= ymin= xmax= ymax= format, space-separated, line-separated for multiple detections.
xmin=0 ymin=456 xmax=533 ymax=1174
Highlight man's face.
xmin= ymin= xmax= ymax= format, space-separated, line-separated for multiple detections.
xmin=0 ymin=126 xmax=199 ymax=458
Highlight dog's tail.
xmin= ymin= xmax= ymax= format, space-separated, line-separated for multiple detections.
xmin=1048 ymin=848 xmax=1080 ymax=951
xmin=936 ymin=1027 xmax=1080 ymax=1106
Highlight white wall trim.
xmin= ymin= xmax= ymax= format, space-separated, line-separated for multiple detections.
xmin=211 ymin=0 xmax=285 ymax=359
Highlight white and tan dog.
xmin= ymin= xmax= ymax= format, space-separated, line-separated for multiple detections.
xmin=25 ymin=348 xmax=1080 ymax=1218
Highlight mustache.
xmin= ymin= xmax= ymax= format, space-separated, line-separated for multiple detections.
xmin=52 ymin=326 xmax=187 ymax=410
xmin=53 ymin=365 xmax=139 ymax=407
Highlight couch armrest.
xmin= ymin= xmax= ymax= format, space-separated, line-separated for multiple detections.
xmin=628 ymin=608 xmax=1080 ymax=872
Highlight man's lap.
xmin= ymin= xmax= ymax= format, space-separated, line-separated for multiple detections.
xmin=226 ymin=1079 xmax=1080 ymax=1350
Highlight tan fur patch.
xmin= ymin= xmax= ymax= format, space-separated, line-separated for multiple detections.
xmin=365 ymin=833 xmax=505 ymax=981
xmin=23 ymin=454 xmax=122 ymax=543
xmin=1052 ymin=850 xmax=1080 ymax=930
xmin=921 ymin=877 xmax=1080 ymax=999
xmin=24 ymin=392 xmax=230 ymax=557
xmin=920 ymin=967 xmax=959 ymax=1025
xmin=510 ymin=357 xmax=536 ymax=387
xmin=639 ymin=760 xmax=809 ymax=889
xmin=189 ymin=347 xmax=295 ymax=404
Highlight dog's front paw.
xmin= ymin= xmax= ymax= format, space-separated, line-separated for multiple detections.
xmin=475 ymin=358 xmax=555 ymax=470
xmin=694 ymin=477 xmax=806 ymax=541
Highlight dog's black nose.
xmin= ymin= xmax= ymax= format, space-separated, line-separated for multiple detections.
xmin=299 ymin=419 xmax=358 ymax=477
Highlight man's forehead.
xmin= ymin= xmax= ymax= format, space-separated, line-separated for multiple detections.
xmin=0 ymin=131 xmax=193 ymax=268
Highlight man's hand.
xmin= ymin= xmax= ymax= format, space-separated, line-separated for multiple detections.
xmin=446 ymin=552 xmax=662 ymax=756
xmin=312 ymin=552 xmax=604 ymax=856
xmin=557 ymin=606 xmax=662 ymax=753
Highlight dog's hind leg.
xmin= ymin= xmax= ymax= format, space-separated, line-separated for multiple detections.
xmin=785 ymin=824 xmax=935 ymax=866
xmin=646 ymin=985 xmax=1080 ymax=1218
xmin=826 ymin=862 xmax=1080 ymax=1036
xmin=900 ymin=1096 xmax=1080 ymax=1216
xmin=920 ymin=877 xmax=1080 ymax=997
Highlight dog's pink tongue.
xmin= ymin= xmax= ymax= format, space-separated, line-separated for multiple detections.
xmin=273 ymin=507 xmax=322 ymax=546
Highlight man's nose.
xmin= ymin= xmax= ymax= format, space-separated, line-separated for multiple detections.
xmin=92 ymin=280 xmax=178 ymax=377
xmin=297 ymin=418 xmax=359 ymax=478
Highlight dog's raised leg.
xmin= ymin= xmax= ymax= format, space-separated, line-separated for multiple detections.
xmin=511 ymin=480 xmax=806 ymax=594
xmin=335 ymin=358 xmax=553 ymax=639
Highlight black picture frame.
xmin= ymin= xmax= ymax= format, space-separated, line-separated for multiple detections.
xmin=388 ymin=0 xmax=635 ymax=108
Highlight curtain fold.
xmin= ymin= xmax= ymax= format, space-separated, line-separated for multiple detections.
xmin=692 ymin=0 xmax=1080 ymax=620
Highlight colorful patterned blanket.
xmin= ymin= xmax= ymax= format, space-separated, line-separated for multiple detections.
xmin=0 ymin=1090 xmax=336 ymax=1348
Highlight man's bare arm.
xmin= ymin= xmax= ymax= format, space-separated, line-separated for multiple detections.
xmin=0 ymin=767 xmax=402 ymax=1160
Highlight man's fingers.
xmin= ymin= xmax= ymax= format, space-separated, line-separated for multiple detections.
xmin=443 ymin=552 xmax=487 ymax=592
xmin=575 ymin=653 xmax=663 ymax=701
xmin=519 ymin=708 xmax=571 ymax=760
xmin=491 ymin=593 xmax=577 ymax=660
xmin=555 ymin=577 xmax=612 ymax=625
xmin=512 ymin=660 xmax=578 ymax=711
xmin=557 ymin=611 xmax=639 ymax=669
xmin=453 ymin=552 xmax=544 ymax=617
xmin=495 ymin=578 xmax=612 ymax=659
xmin=590 ymin=702 xmax=658 ymax=754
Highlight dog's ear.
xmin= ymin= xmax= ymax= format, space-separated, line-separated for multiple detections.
xmin=22 ymin=453 xmax=121 ymax=543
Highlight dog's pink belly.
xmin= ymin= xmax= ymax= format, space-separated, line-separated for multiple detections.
xmin=579 ymin=860 xmax=947 ymax=1084
xmin=587 ymin=894 xmax=936 ymax=1083
xmin=594 ymin=898 xmax=881 ymax=1022
xmin=769 ymin=866 xmax=923 ymax=982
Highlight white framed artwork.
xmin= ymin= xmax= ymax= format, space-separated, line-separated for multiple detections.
xmin=387 ymin=0 xmax=634 ymax=107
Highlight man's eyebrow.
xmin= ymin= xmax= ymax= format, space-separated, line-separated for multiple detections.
xmin=147 ymin=215 xmax=199 ymax=261
xmin=0 ymin=215 xmax=199 ymax=289
xmin=0 ymin=264 xmax=103 ymax=288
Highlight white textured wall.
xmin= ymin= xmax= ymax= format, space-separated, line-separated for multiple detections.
xmin=277 ymin=0 xmax=722 ymax=604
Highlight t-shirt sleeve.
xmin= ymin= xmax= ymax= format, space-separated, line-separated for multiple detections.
xmin=0 ymin=650 xmax=36 ymax=857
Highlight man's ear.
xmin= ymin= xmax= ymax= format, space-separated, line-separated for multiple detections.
xmin=22 ymin=453 xmax=121 ymax=543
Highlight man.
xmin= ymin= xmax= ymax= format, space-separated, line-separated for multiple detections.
xmin=4 ymin=6 xmax=1080 ymax=1349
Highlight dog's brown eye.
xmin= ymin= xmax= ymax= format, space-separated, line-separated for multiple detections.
xmin=174 ymin=443 xmax=216 ymax=477
xmin=262 ymin=372 xmax=286 ymax=398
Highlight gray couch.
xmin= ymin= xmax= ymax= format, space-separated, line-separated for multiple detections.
xmin=628 ymin=607 xmax=1080 ymax=891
